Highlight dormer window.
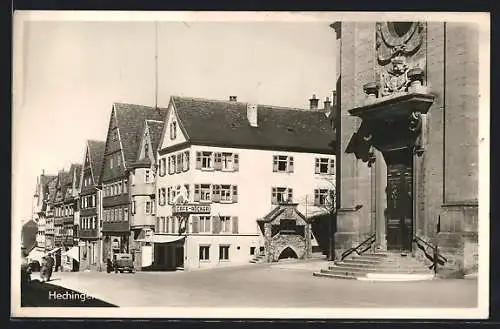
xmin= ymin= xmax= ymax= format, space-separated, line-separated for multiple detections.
xmin=170 ymin=121 xmax=177 ymax=140
xmin=112 ymin=128 xmax=118 ymax=141
xmin=144 ymin=142 xmax=149 ymax=156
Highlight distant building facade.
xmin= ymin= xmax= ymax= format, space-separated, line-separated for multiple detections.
xmin=100 ymin=103 xmax=166 ymax=262
xmin=154 ymin=96 xmax=336 ymax=270
xmin=128 ymin=120 xmax=164 ymax=270
xmin=33 ymin=172 xmax=57 ymax=249
xmin=78 ymin=140 xmax=106 ymax=271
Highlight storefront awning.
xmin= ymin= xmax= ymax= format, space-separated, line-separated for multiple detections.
xmin=62 ymin=246 xmax=79 ymax=262
xmin=27 ymin=247 xmax=45 ymax=263
xmin=47 ymin=247 xmax=61 ymax=254
xmin=136 ymin=235 xmax=185 ymax=244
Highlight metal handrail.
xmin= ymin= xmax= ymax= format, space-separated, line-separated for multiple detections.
xmin=413 ymin=235 xmax=447 ymax=274
xmin=341 ymin=233 xmax=376 ymax=261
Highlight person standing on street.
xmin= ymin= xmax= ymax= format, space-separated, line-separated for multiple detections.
xmin=44 ymin=253 xmax=54 ymax=282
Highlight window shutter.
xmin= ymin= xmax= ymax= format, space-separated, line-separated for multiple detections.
xmin=314 ymin=189 xmax=319 ymax=206
xmin=288 ymin=188 xmax=293 ymax=202
xmin=176 ymin=154 xmax=181 ymax=174
xmin=167 ymin=187 xmax=172 ymax=204
xmin=168 ymin=157 xmax=172 ymax=175
xmin=214 ymin=153 xmax=222 ymax=170
xmin=328 ymin=158 xmax=335 ymax=174
xmin=194 ymin=184 xmax=201 ymax=202
xmin=195 ymin=152 xmax=202 ymax=169
xmin=192 ymin=216 xmax=199 ymax=233
xmin=232 ymin=185 xmax=238 ymax=203
xmin=212 ymin=184 xmax=220 ymax=202
xmin=162 ymin=158 xmax=167 ymax=176
xmin=184 ymin=184 xmax=191 ymax=201
xmin=212 ymin=216 xmax=221 ymax=234
xmin=271 ymin=188 xmax=278 ymax=205
xmin=272 ymin=156 xmax=278 ymax=172
xmin=288 ymin=156 xmax=294 ymax=173
xmin=233 ymin=153 xmax=239 ymax=171
xmin=183 ymin=152 xmax=188 ymax=171
xmin=231 ymin=216 xmax=239 ymax=234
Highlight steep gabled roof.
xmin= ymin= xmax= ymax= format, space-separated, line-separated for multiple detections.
xmin=146 ymin=120 xmax=165 ymax=160
xmin=169 ymin=96 xmax=336 ymax=154
xmin=258 ymin=203 xmax=309 ymax=224
xmin=87 ymin=140 xmax=106 ymax=184
xmin=113 ymin=103 xmax=167 ymax=168
xmin=68 ymin=163 xmax=82 ymax=187
xmin=37 ymin=174 xmax=56 ymax=197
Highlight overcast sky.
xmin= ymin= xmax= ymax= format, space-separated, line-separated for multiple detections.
xmin=12 ymin=15 xmax=337 ymax=224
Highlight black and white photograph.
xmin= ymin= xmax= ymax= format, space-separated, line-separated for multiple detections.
xmin=11 ymin=11 xmax=489 ymax=318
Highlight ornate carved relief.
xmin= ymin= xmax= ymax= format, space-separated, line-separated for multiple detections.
xmin=368 ymin=22 xmax=426 ymax=100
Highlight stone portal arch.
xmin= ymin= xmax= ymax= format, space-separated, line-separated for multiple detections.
xmin=277 ymin=246 xmax=299 ymax=260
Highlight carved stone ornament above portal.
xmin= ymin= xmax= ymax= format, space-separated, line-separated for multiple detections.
xmin=365 ymin=22 xmax=426 ymax=102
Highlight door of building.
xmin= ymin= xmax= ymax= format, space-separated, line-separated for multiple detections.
xmin=175 ymin=245 xmax=184 ymax=268
xmin=385 ymin=148 xmax=413 ymax=252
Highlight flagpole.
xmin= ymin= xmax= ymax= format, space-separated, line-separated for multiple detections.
xmin=154 ymin=21 xmax=158 ymax=110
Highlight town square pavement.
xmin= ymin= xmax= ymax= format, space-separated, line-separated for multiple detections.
xmin=30 ymin=259 xmax=478 ymax=308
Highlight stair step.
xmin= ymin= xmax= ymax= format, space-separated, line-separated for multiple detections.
xmin=339 ymin=258 xmax=381 ymax=265
xmin=335 ymin=260 xmax=381 ymax=267
xmin=327 ymin=265 xmax=432 ymax=274
xmin=346 ymin=254 xmax=388 ymax=260
xmin=321 ymin=268 xmax=370 ymax=277
xmin=313 ymin=272 xmax=358 ymax=280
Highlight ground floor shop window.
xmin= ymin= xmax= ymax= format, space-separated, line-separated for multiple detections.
xmin=199 ymin=245 xmax=210 ymax=261
xmin=219 ymin=245 xmax=230 ymax=260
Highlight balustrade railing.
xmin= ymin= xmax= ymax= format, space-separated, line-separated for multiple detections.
xmin=413 ymin=235 xmax=447 ymax=274
xmin=340 ymin=234 xmax=376 ymax=261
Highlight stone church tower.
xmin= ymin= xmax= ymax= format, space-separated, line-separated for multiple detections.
xmin=331 ymin=21 xmax=478 ymax=277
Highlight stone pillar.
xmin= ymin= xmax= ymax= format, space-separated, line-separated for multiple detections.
xmin=264 ymin=223 xmax=272 ymax=263
xmin=304 ymin=223 xmax=312 ymax=258
xmin=436 ymin=22 xmax=479 ymax=276
xmin=334 ymin=22 xmax=377 ymax=259
xmin=375 ymin=149 xmax=387 ymax=250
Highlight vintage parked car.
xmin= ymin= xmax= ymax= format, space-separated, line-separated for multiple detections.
xmin=113 ymin=253 xmax=134 ymax=273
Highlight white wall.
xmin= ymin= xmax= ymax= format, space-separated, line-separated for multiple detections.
xmin=157 ymin=144 xmax=335 ymax=233
xmin=159 ymin=103 xmax=187 ymax=151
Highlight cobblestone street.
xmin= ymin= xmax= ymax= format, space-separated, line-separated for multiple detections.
xmin=34 ymin=260 xmax=478 ymax=309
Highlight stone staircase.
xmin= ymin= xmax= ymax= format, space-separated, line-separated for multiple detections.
xmin=249 ymin=252 xmax=266 ymax=264
xmin=313 ymin=252 xmax=435 ymax=281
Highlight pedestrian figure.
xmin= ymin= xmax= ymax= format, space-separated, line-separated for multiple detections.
xmin=43 ymin=253 xmax=54 ymax=282
xmin=40 ymin=256 xmax=48 ymax=282
xmin=106 ymin=258 xmax=113 ymax=273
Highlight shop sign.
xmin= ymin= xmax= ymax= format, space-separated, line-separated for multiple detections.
xmin=172 ymin=204 xmax=211 ymax=214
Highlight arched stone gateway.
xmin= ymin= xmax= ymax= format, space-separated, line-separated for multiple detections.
xmin=278 ymin=246 xmax=299 ymax=260
xmin=258 ymin=203 xmax=314 ymax=263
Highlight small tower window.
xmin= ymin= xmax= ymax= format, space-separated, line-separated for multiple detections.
xmin=170 ymin=121 xmax=177 ymax=140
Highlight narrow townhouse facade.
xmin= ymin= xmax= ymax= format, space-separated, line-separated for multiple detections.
xmin=44 ymin=175 xmax=58 ymax=251
xmin=32 ymin=172 xmax=57 ymax=249
xmin=61 ymin=163 xmax=82 ymax=271
xmin=100 ymin=103 xmax=166 ymax=262
xmin=78 ymin=140 xmax=106 ymax=271
xmin=153 ymin=96 xmax=336 ymax=271
xmin=128 ymin=119 xmax=164 ymax=270
xmin=53 ymin=170 xmax=69 ymax=249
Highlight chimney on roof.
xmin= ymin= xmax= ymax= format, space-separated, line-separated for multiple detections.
xmin=247 ymin=103 xmax=258 ymax=127
xmin=229 ymin=96 xmax=237 ymax=102
xmin=324 ymin=96 xmax=332 ymax=113
xmin=309 ymin=94 xmax=319 ymax=110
